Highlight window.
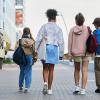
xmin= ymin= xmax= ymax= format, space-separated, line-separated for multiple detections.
xmin=15 ymin=9 xmax=23 ymax=27
xmin=16 ymin=0 xmax=23 ymax=5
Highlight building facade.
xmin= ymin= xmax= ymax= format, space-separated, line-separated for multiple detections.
xmin=0 ymin=0 xmax=16 ymax=49
xmin=0 ymin=0 xmax=25 ymax=49
xmin=15 ymin=0 xmax=25 ymax=40
xmin=0 ymin=0 xmax=3 ymax=29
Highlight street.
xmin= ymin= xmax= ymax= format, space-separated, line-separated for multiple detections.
xmin=0 ymin=61 xmax=100 ymax=100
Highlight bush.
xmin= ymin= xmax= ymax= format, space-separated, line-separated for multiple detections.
xmin=3 ymin=58 xmax=13 ymax=64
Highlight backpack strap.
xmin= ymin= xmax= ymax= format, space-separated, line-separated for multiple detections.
xmin=85 ymin=26 xmax=91 ymax=56
xmin=87 ymin=26 xmax=92 ymax=35
xmin=19 ymin=39 xmax=22 ymax=47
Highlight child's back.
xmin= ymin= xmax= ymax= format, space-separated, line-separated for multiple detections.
xmin=93 ymin=29 xmax=100 ymax=55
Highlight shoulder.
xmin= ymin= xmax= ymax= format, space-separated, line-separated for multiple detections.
xmin=38 ymin=24 xmax=47 ymax=34
xmin=40 ymin=24 xmax=47 ymax=30
xmin=83 ymin=25 xmax=88 ymax=28
xmin=22 ymin=38 xmax=34 ymax=43
xmin=53 ymin=24 xmax=63 ymax=33
xmin=83 ymin=25 xmax=89 ymax=31
xmin=69 ymin=26 xmax=76 ymax=33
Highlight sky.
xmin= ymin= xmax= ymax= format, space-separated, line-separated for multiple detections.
xmin=25 ymin=0 xmax=100 ymax=53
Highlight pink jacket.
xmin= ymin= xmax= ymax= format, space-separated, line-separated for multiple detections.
xmin=68 ymin=25 xmax=89 ymax=56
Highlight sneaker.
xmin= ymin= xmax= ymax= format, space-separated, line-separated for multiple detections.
xmin=95 ymin=88 xmax=100 ymax=93
xmin=79 ymin=89 xmax=86 ymax=95
xmin=24 ymin=88 xmax=29 ymax=93
xmin=19 ymin=87 xmax=23 ymax=92
xmin=73 ymin=91 xmax=80 ymax=94
xmin=43 ymin=83 xmax=48 ymax=94
xmin=73 ymin=86 xmax=80 ymax=94
xmin=48 ymin=89 xmax=52 ymax=95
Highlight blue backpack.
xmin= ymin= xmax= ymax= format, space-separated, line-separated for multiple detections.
xmin=93 ymin=29 xmax=100 ymax=55
xmin=13 ymin=39 xmax=27 ymax=65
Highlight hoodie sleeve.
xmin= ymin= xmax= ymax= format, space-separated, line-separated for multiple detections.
xmin=58 ymin=29 xmax=64 ymax=57
xmin=68 ymin=28 xmax=73 ymax=56
xmin=35 ymin=25 xmax=45 ymax=51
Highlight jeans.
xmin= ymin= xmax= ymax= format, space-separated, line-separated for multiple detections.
xmin=19 ymin=55 xmax=33 ymax=88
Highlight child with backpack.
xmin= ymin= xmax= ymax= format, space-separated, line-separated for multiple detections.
xmin=68 ymin=13 xmax=90 ymax=95
xmin=15 ymin=27 xmax=35 ymax=93
xmin=93 ymin=18 xmax=100 ymax=93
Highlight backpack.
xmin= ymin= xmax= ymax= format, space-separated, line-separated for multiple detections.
xmin=21 ymin=35 xmax=37 ymax=64
xmin=13 ymin=39 xmax=27 ymax=65
xmin=0 ymin=32 xmax=3 ymax=49
xmin=86 ymin=27 xmax=98 ymax=54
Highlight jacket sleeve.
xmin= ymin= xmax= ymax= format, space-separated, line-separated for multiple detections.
xmin=68 ymin=29 xmax=73 ymax=56
xmin=58 ymin=29 xmax=64 ymax=57
xmin=35 ymin=25 xmax=45 ymax=51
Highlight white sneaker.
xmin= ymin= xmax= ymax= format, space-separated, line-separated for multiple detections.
xmin=80 ymin=89 xmax=86 ymax=95
xmin=43 ymin=82 xmax=48 ymax=94
xmin=75 ymin=86 xmax=80 ymax=91
xmin=24 ymin=88 xmax=29 ymax=93
xmin=73 ymin=86 xmax=80 ymax=94
xmin=48 ymin=89 xmax=52 ymax=95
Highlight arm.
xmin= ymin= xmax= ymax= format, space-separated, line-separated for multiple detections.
xmin=35 ymin=25 xmax=45 ymax=51
xmin=58 ymin=29 xmax=64 ymax=57
xmin=68 ymin=29 xmax=73 ymax=56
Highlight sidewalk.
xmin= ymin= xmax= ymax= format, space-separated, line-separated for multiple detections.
xmin=0 ymin=61 xmax=99 ymax=100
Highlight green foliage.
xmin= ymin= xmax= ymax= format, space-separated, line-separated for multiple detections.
xmin=3 ymin=58 xmax=13 ymax=64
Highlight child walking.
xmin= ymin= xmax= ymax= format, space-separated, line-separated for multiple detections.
xmin=93 ymin=18 xmax=100 ymax=93
xmin=35 ymin=9 xmax=64 ymax=95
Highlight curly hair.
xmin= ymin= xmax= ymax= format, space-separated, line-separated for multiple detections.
xmin=75 ymin=13 xmax=85 ymax=26
xmin=46 ymin=9 xmax=57 ymax=21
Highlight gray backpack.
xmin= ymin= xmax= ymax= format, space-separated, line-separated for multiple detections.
xmin=0 ymin=32 xmax=3 ymax=49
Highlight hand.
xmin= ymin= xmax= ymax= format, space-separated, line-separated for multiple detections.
xmin=67 ymin=54 xmax=72 ymax=60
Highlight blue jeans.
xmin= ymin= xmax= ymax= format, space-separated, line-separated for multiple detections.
xmin=19 ymin=55 xmax=33 ymax=88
